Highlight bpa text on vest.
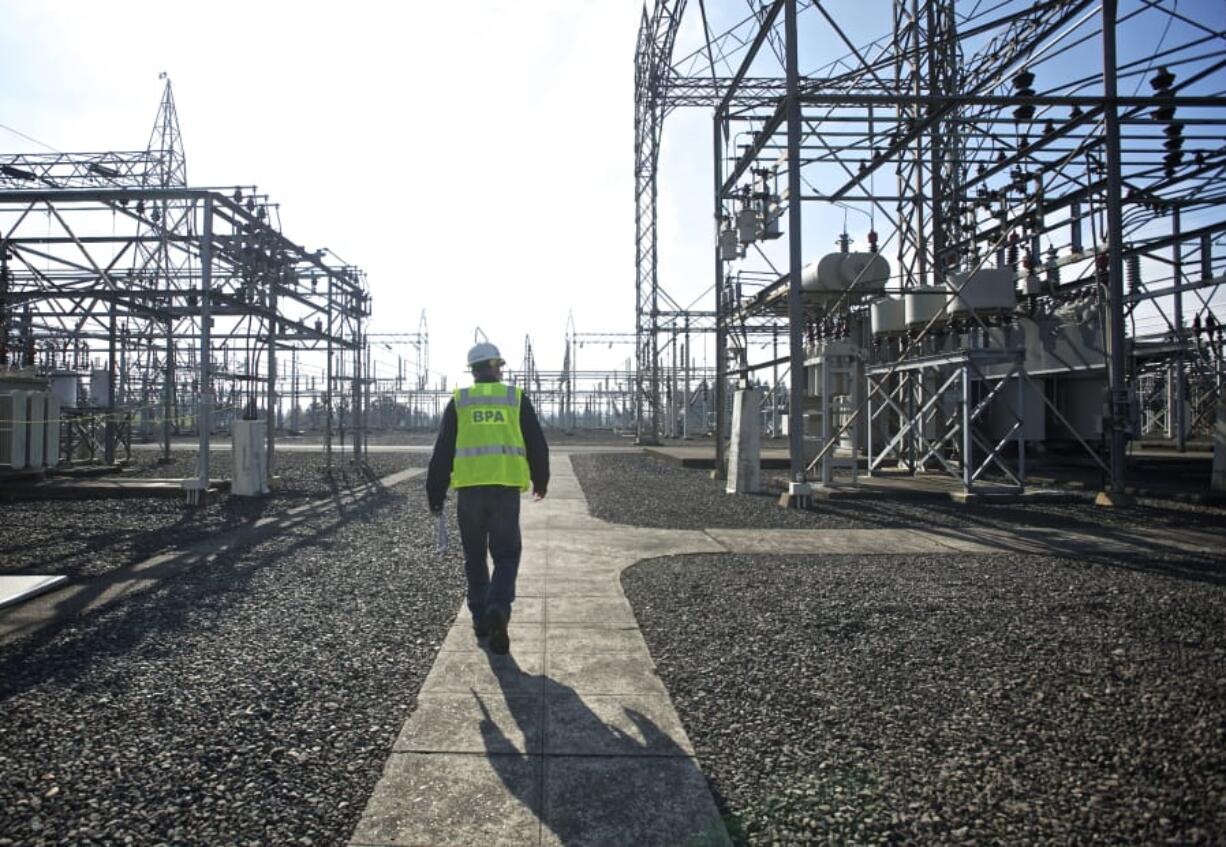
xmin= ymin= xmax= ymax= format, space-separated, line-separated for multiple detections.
xmin=471 ymin=409 xmax=507 ymax=424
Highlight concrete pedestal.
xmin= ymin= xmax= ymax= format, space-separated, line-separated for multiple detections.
xmin=232 ymin=420 xmax=269 ymax=496
xmin=726 ymin=387 xmax=761 ymax=495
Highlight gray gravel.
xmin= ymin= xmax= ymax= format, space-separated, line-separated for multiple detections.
xmin=623 ymin=550 xmax=1226 ymax=844
xmin=0 ymin=477 xmax=464 ymax=846
xmin=1 ymin=451 xmax=427 ymax=580
xmin=572 ymin=452 xmax=1226 ymax=530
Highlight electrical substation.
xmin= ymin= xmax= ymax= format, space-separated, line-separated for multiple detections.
xmin=3 ymin=4 xmax=1226 ymax=845
xmin=634 ymin=0 xmax=1225 ymax=503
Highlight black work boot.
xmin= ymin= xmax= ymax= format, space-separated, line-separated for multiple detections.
xmin=473 ymin=616 xmax=490 ymax=641
xmin=484 ymin=606 xmax=509 ymax=655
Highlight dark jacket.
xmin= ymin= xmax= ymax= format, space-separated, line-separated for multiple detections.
xmin=426 ymin=380 xmax=549 ymax=511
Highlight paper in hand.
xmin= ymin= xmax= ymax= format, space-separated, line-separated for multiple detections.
xmin=436 ymin=511 xmax=449 ymax=553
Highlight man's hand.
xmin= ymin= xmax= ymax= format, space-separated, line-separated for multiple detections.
xmin=532 ymin=487 xmax=547 ymax=502
xmin=429 ymin=500 xmax=445 ymax=514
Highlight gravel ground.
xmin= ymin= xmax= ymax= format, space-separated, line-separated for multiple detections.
xmin=623 ymin=551 xmax=1226 ymax=845
xmin=0 ymin=451 xmax=428 ymax=580
xmin=572 ymin=452 xmax=1226 ymax=531
xmin=0 ymin=477 xmax=465 ymax=846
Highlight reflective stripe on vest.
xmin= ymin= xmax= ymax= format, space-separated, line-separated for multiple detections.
xmin=456 ymin=385 xmax=518 ymax=408
xmin=456 ymin=444 xmax=527 ymax=459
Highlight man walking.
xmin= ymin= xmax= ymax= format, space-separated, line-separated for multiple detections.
xmin=427 ymin=341 xmax=549 ymax=655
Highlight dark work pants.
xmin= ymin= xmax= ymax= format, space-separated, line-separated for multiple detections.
xmin=456 ymin=485 xmax=522 ymax=623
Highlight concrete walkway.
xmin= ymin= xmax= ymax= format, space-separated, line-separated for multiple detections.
xmin=350 ymin=461 xmax=730 ymax=846
xmin=352 ymin=458 xmax=1226 ymax=846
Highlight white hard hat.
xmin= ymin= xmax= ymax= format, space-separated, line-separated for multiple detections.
xmin=467 ymin=342 xmax=504 ymax=368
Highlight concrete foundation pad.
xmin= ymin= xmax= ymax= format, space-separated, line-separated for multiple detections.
xmin=0 ymin=575 xmax=67 ymax=609
xmin=541 ymin=756 xmax=729 ymax=847
xmin=777 ymin=491 xmax=811 ymax=509
xmin=807 ymin=483 xmax=867 ymax=500
xmin=1 ymin=577 xmax=162 ymax=642
xmin=949 ymin=488 xmax=1087 ymax=505
xmin=350 ymin=752 xmax=541 ymax=847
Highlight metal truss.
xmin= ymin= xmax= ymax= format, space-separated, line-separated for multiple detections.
xmin=1 ymin=80 xmax=370 ymax=485
xmin=1 ymin=151 xmax=164 ymax=190
xmin=867 ymin=349 xmax=1027 ymax=492
xmin=636 ymin=0 xmax=1226 ymax=495
xmin=634 ymin=0 xmax=689 ymax=444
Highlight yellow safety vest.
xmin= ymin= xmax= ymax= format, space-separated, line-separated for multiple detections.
xmin=450 ymin=382 xmax=530 ymax=491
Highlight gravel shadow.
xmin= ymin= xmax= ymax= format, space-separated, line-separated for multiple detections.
xmin=0 ymin=451 xmax=428 ymax=580
xmin=0 ymin=480 xmax=464 ymax=845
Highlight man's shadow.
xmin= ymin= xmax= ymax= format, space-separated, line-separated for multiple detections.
xmin=472 ymin=648 xmax=729 ymax=846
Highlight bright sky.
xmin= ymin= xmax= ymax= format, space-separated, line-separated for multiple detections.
xmin=0 ymin=0 xmax=644 ymax=390
xmin=3 ymin=1 xmax=1222 ymax=392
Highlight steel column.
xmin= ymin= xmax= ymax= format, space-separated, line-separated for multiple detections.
xmin=784 ymin=0 xmax=806 ymax=486
xmin=713 ymin=115 xmax=727 ymax=476
xmin=267 ymin=286 xmax=277 ymax=475
xmin=197 ymin=198 xmax=213 ymax=489
xmin=1173 ymin=208 xmax=1186 ymax=452
xmin=1102 ymin=0 xmax=1128 ymax=496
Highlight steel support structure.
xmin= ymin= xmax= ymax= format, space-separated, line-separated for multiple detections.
xmin=867 ymin=349 xmax=1026 ymax=492
xmin=1 ymin=82 xmax=369 ymax=487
